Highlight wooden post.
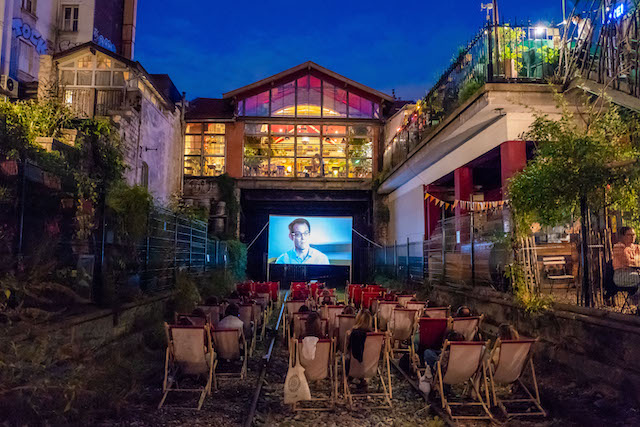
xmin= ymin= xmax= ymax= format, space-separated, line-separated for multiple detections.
xmin=470 ymin=211 xmax=475 ymax=287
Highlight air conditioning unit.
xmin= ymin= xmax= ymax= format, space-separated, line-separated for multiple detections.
xmin=0 ymin=75 xmax=19 ymax=98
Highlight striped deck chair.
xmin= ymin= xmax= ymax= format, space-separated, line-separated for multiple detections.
xmin=452 ymin=315 xmax=483 ymax=341
xmin=376 ymin=301 xmax=398 ymax=331
xmin=293 ymin=338 xmax=336 ymax=411
xmin=336 ymin=314 xmax=356 ymax=353
xmin=436 ymin=340 xmax=493 ymax=421
xmin=424 ymin=306 xmax=450 ymax=319
xmin=342 ymin=332 xmax=393 ymax=408
xmin=158 ymin=323 xmax=216 ymax=410
xmin=212 ymin=328 xmax=247 ymax=379
xmin=388 ymin=308 xmax=418 ymax=359
xmin=487 ymin=338 xmax=546 ymax=417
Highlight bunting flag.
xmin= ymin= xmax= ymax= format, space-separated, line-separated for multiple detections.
xmin=424 ymin=192 xmax=509 ymax=212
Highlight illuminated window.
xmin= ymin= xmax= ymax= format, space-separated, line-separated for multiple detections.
xmin=322 ymin=82 xmax=347 ymax=117
xmin=242 ymin=123 xmax=374 ymax=179
xmin=184 ymin=122 xmax=226 ymax=176
xmin=348 ymin=93 xmax=374 ymax=118
xmin=271 ymin=82 xmax=295 ymax=117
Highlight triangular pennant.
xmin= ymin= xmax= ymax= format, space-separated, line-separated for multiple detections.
xmin=424 ymin=192 xmax=430 ymax=200
xmin=453 ymin=200 xmax=459 ymax=208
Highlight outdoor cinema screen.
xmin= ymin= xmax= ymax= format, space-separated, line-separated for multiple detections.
xmin=267 ymin=215 xmax=352 ymax=266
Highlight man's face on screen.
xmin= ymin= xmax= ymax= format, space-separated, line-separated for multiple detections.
xmin=290 ymin=223 xmax=310 ymax=251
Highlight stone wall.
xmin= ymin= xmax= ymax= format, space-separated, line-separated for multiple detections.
xmin=430 ymin=283 xmax=640 ymax=402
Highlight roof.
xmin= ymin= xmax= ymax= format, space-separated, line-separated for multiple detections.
xmin=150 ymin=74 xmax=182 ymax=104
xmin=222 ymin=61 xmax=394 ymax=102
xmin=185 ymin=98 xmax=235 ymax=120
xmin=53 ymin=42 xmax=178 ymax=109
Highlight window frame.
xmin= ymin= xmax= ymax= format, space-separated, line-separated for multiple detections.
xmin=184 ymin=122 xmax=226 ymax=177
xmin=22 ymin=0 xmax=36 ymax=15
xmin=61 ymin=5 xmax=79 ymax=32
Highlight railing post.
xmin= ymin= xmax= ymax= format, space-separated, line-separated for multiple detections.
xmin=470 ymin=211 xmax=475 ymax=287
xmin=441 ymin=208 xmax=446 ymax=284
xmin=406 ymin=237 xmax=411 ymax=284
xmin=173 ymin=213 xmax=178 ymax=278
xmin=394 ymin=240 xmax=398 ymax=279
xmin=204 ymin=222 xmax=208 ymax=273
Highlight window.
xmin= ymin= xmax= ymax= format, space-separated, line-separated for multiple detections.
xmin=18 ymin=40 xmax=34 ymax=75
xmin=141 ymin=162 xmax=149 ymax=189
xmin=322 ymin=82 xmax=347 ymax=117
xmin=22 ymin=0 xmax=36 ymax=14
xmin=348 ymin=93 xmax=374 ymax=118
xmin=242 ymin=124 xmax=373 ymax=178
xmin=184 ymin=122 xmax=226 ymax=176
xmin=62 ymin=5 xmax=79 ymax=32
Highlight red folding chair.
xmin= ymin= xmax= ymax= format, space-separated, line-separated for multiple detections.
xmin=414 ymin=317 xmax=451 ymax=375
xmin=269 ymin=281 xmax=279 ymax=303
xmin=362 ymin=291 xmax=381 ymax=311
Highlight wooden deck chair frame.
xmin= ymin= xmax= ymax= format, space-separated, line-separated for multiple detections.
xmin=436 ymin=340 xmax=493 ymax=421
xmin=487 ymin=338 xmax=546 ymax=418
xmin=211 ymin=328 xmax=248 ymax=379
xmin=336 ymin=314 xmax=356 ymax=353
xmin=388 ymin=308 xmax=418 ymax=359
xmin=396 ymin=294 xmax=416 ymax=307
xmin=292 ymin=337 xmax=336 ymax=411
xmin=341 ymin=332 xmax=393 ymax=408
xmin=239 ymin=304 xmax=257 ymax=356
xmin=283 ymin=300 xmax=306 ymax=338
xmin=406 ymin=301 xmax=427 ymax=318
xmin=252 ymin=303 xmax=267 ymax=342
xmin=158 ymin=323 xmax=216 ymax=411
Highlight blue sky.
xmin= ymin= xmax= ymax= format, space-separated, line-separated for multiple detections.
xmin=135 ymin=0 xmax=569 ymax=101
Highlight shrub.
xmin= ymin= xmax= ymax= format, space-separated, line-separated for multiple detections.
xmin=173 ymin=272 xmax=201 ymax=313
xmin=226 ymin=240 xmax=247 ymax=281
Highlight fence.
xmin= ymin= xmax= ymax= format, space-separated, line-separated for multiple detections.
xmin=383 ymin=23 xmax=561 ymax=172
xmin=0 ymin=159 xmax=228 ymax=303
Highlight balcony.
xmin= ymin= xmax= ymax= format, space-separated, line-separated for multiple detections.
xmin=383 ymin=23 xmax=561 ymax=174
xmin=63 ymin=88 xmax=127 ymax=118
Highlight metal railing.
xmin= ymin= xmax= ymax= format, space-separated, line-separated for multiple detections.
xmin=383 ymin=23 xmax=561 ymax=172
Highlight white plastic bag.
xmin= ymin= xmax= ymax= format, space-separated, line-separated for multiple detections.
xmin=284 ymin=341 xmax=311 ymax=404
xmin=418 ymin=369 xmax=432 ymax=396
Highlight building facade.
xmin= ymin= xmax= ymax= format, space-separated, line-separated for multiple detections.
xmin=37 ymin=42 xmax=183 ymax=203
xmin=0 ymin=0 xmax=136 ymax=98
xmin=182 ymin=62 xmax=400 ymax=281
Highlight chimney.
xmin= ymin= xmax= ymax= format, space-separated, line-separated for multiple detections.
xmin=122 ymin=0 xmax=137 ymax=59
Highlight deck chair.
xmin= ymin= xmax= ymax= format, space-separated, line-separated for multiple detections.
xmin=211 ymin=328 xmax=247 ymax=379
xmin=362 ymin=291 xmax=380 ymax=311
xmin=406 ymin=301 xmax=427 ymax=318
xmin=413 ymin=317 xmax=450 ymax=375
xmin=196 ymin=305 xmax=221 ymax=327
xmin=269 ymin=281 xmax=280 ymax=303
xmin=452 ymin=315 xmax=483 ymax=341
xmin=284 ymin=300 xmax=306 ymax=338
xmin=397 ymin=294 xmax=416 ymax=307
xmin=436 ymin=340 xmax=493 ymax=421
xmin=487 ymin=338 xmax=546 ymax=417
xmin=321 ymin=305 xmax=345 ymax=338
xmin=252 ymin=303 xmax=267 ymax=342
xmin=342 ymin=332 xmax=393 ymax=408
xmin=424 ymin=306 xmax=450 ymax=319
xmin=388 ymin=308 xmax=418 ymax=359
xmin=158 ymin=323 xmax=216 ymax=410
xmin=336 ymin=314 xmax=356 ymax=353
xmin=174 ymin=312 xmax=207 ymax=326
xmin=239 ymin=304 xmax=257 ymax=356
xmin=293 ymin=338 xmax=336 ymax=411
xmin=376 ymin=301 xmax=398 ymax=331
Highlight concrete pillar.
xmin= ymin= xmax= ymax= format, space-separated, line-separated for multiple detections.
xmin=500 ymin=140 xmax=527 ymax=197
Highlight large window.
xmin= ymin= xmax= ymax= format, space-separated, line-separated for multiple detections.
xmin=184 ymin=123 xmax=226 ymax=176
xmin=243 ymin=123 xmax=373 ymax=178
xmin=238 ymin=73 xmax=379 ymax=119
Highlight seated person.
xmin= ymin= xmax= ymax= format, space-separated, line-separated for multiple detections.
xmin=218 ymin=303 xmax=245 ymax=338
xmin=346 ymin=310 xmax=374 ymax=391
xmin=455 ymin=306 xmax=471 ymax=318
xmin=204 ymin=296 xmax=219 ymax=306
xmin=289 ymin=304 xmax=310 ymax=337
xmin=423 ymin=330 xmax=465 ymax=375
xmin=302 ymin=311 xmax=323 ymax=338
xmin=189 ymin=308 xmax=207 ymax=326
xmin=613 ymin=226 xmax=640 ymax=293
xmin=489 ymin=324 xmax=520 ymax=367
xmin=342 ymin=305 xmax=356 ymax=315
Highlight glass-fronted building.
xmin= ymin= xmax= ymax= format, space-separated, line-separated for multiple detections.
xmin=183 ymin=62 xmax=394 ymax=182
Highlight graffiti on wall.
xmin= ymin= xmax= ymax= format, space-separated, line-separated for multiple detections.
xmin=12 ymin=18 xmax=48 ymax=54
xmin=93 ymin=28 xmax=116 ymax=53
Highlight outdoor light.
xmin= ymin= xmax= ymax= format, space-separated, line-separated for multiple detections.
xmin=535 ymin=26 xmax=545 ymax=35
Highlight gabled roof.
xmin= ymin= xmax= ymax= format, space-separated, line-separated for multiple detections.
xmin=222 ymin=61 xmax=394 ymax=102
xmin=53 ymin=42 xmax=179 ymax=109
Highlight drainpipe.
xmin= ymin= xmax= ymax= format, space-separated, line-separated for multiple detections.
xmin=0 ymin=0 xmax=14 ymax=77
